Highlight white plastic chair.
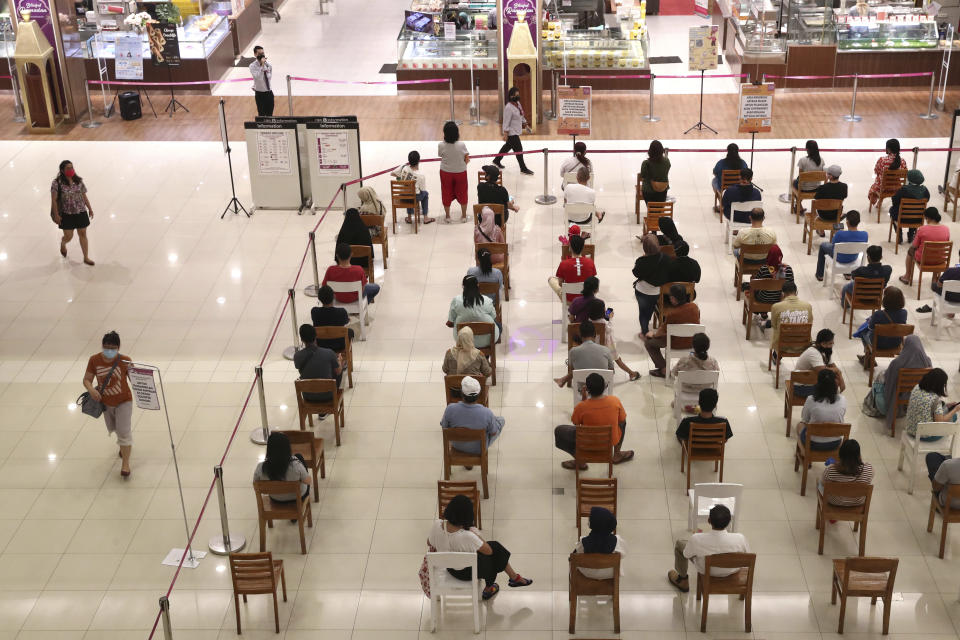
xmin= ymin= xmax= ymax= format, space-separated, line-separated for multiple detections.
xmin=665 ymin=323 xmax=706 ymax=384
xmin=931 ymin=280 xmax=960 ymax=336
xmin=563 ymin=171 xmax=594 ymax=189
xmin=724 ymin=200 xmax=761 ymax=255
xmin=564 ymin=202 xmax=596 ymax=237
xmin=328 ymin=280 xmax=369 ymax=341
xmin=897 ymin=421 xmax=960 ymax=495
xmin=571 ymin=368 xmax=615 ymax=405
xmin=427 ymin=551 xmax=483 ymax=634
xmin=673 ymin=370 xmax=720 ymax=424
xmin=823 ymin=241 xmax=868 ymax=293
xmin=560 ymin=281 xmax=583 ymax=344
xmin=687 ymin=482 xmax=743 ymax=532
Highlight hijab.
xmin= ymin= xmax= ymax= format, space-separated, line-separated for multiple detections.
xmin=451 ymin=326 xmax=482 ymax=371
xmin=337 ymin=208 xmax=372 ymax=247
xmin=581 ymin=507 xmax=618 ymax=554
xmin=766 ymin=244 xmax=783 ymax=269
xmin=477 ymin=206 xmax=498 ymax=241
xmin=883 ymin=335 xmax=932 ymax=412
xmin=357 ymin=186 xmax=385 ymax=215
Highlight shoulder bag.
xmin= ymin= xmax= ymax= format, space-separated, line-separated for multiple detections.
xmin=76 ymin=359 xmax=120 ymax=419
xmin=51 ymin=180 xmax=62 ymax=223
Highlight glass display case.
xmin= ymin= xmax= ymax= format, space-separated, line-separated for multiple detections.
xmin=396 ymin=30 xmax=498 ymax=70
xmin=541 ymin=27 xmax=648 ymax=69
xmin=836 ymin=8 xmax=938 ymax=50
xmin=736 ymin=0 xmax=785 ymax=54
xmin=72 ymin=14 xmax=230 ymax=59
xmin=785 ymin=0 xmax=836 ymax=45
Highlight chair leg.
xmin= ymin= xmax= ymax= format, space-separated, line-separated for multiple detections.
xmin=881 ymin=595 xmax=892 ymax=635
xmin=718 ymin=456 xmax=724 ymax=482
xmin=940 ymin=518 xmax=948 ymax=559
xmin=908 ymin=451 xmax=917 ymax=495
xmin=744 ymin=591 xmax=752 ymax=633
xmin=234 ymin=594 xmax=241 ymax=634
xmin=917 ymin=271 xmax=923 ymax=300
xmin=818 ymin=511 xmax=826 ymax=555
xmin=686 ymin=456 xmax=692 ymax=492
xmin=297 ymin=517 xmax=307 ymax=554
xmin=858 ymin=520 xmax=867 ymax=556
xmin=568 ymin=592 xmax=576 ymax=634
xmin=700 ymin=590 xmax=709 ymax=632
xmin=612 ymin=586 xmax=621 ymax=633
xmin=831 ymin=576 xmax=837 ymax=604
xmin=480 ymin=461 xmax=489 ymax=499
xmin=775 ymin=358 xmax=781 ymax=389
xmin=272 ymin=591 xmax=280 ymax=633
xmin=320 ymin=450 xmax=326 ymax=479
xmin=800 ymin=462 xmax=809 ymax=496
xmin=432 ymin=595 xmax=439 ymax=633
xmin=312 ymin=467 xmax=319 ymax=502
xmin=837 ymin=593 xmax=847 ymax=633
xmin=280 ymin=564 xmax=287 ymax=600
xmin=259 ymin=518 xmax=266 ymax=552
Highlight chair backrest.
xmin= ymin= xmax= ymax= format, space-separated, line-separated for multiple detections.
xmin=881 ymin=167 xmax=908 ymax=193
xmin=939 ymin=280 xmax=960 ymax=299
xmin=473 ymin=204 xmax=506 ymax=238
xmin=666 ymin=323 xmax=706 ymax=351
xmin=797 ymin=170 xmax=826 ymax=187
xmin=567 ymin=321 xmax=607 ymax=351
xmin=686 ymin=421 xmax=728 ymax=454
xmin=443 ymin=374 xmax=489 ymax=407
xmin=915 ymin=421 xmax=960 ymax=452
xmin=720 ymin=170 xmax=740 ymax=191
xmin=660 ymin=243 xmax=676 ymax=258
xmin=895 ymin=368 xmax=931 ymax=396
xmin=294 ymin=378 xmax=339 ymax=408
xmin=569 ymin=551 xmax=621 ymax=578
xmin=747 ymin=277 xmax=785 ymax=303
xmin=804 ymin=422 xmax=852 ymax=443
xmin=229 ymin=552 xmax=277 ymax=595
xmin=477 ymin=281 xmax=501 ymax=306
xmin=313 ymin=326 xmax=352 ymax=359
xmin=777 ymin=322 xmax=813 ymax=356
xmin=561 ymin=243 xmax=596 ymax=261
xmin=564 ymin=202 xmax=596 ymax=221
xmin=691 ymin=482 xmax=743 ymax=526
xmin=577 ymin=477 xmax=618 ymax=516
xmin=390 ymin=180 xmax=416 ymax=205
xmin=730 ymin=200 xmax=762 ymax=220
xmin=831 ymin=242 xmax=868 ymax=263
xmin=437 ymin=480 xmax=481 ymax=523
xmin=920 ymin=241 xmax=953 ymax=269
xmin=279 ymin=429 xmax=319 ymax=457
xmin=658 ymin=281 xmax=696 ymax=308
xmin=564 ymin=171 xmax=594 ymax=187
xmin=561 ymin=281 xmax=583 ymax=300
xmin=571 ymin=369 xmax=614 ymax=397
xmin=427 ymin=552 xmax=478 ymax=591
xmin=702 ymin=552 xmax=755 ymax=581
xmin=475 ymin=242 xmax=508 ymax=271
xmin=349 ymin=245 xmax=374 ymax=282
xmin=675 ymin=370 xmax=720 ymax=390
xmin=646 ymin=201 xmax=674 ymax=216
xmin=871 ymin=323 xmax=914 ymax=355
xmin=253 ymin=480 xmax=304 ymax=517
xmin=787 ymin=369 xmax=819 ymax=402
xmin=899 ymin=198 xmax=928 ymax=225
xmin=737 ymin=242 xmax=773 ymax=264
xmin=838 ymin=556 xmax=898 ymax=593
xmin=442 ymin=427 xmax=488 ymax=457
xmin=811 ymin=199 xmax=844 ymax=218
xmin=361 ymin=214 xmax=386 ymax=236
xmin=456 ymin=322 xmax=496 ymax=353
xmin=575 ymin=424 xmax=614 ymax=464
xmin=478 ymin=170 xmax=503 ymax=185
xmin=822 ymin=480 xmax=873 ymax=505
xmin=850 ymin=277 xmax=884 ymax=307
xmin=327 ymin=279 xmax=364 ymax=303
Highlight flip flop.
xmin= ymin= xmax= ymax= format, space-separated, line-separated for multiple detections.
xmin=423 ymin=217 xmax=436 ymax=225
xmin=508 ymin=576 xmax=532 ymax=588
xmin=482 ymin=583 xmax=500 ymax=600
xmin=898 ymin=276 xmax=911 ymax=285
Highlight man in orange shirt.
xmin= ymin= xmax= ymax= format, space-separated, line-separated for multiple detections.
xmin=554 ymin=373 xmax=634 ymax=469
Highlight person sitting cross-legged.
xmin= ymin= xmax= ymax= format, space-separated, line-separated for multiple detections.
xmin=554 ymin=372 xmax=634 ymax=469
xmin=667 ymin=504 xmax=749 ymax=593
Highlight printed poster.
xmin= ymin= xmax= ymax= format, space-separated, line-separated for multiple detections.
xmin=114 ymin=32 xmax=144 ymax=80
xmin=147 ymin=21 xmax=181 ymax=67
xmin=317 ymin=131 xmax=350 ymax=174
xmin=557 ymin=86 xmax=591 ymax=136
xmin=128 ymin=367 xmax=160 ymax=410
xmin=738 ymin=82 xmax=775 ymax=133
xmin=256 ymin=130 xmax=293 ymax=174
xmin=688 ymin=25 xmax=718 ymax=71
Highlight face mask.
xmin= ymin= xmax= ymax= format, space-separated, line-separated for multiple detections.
xmin=102 ymin=348 xmax=118 ymax=359
xmin=64 ymin=169 xmax=75 ymax=177
xmin=510 ymin=95 xmax=519 ymax=102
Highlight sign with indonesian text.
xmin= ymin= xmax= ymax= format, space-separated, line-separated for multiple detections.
xmin=557 ymin=85 xmax=591 ymax=136
xmin=737 ymin=82 xmax=775 ymax=133
xmin=128 ymin=367 xmax=160 ymax=411
xmin=688 ymin=25 xmax=718 ymax=71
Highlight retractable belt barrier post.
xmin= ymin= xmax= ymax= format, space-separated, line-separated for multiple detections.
xmin=535 ymin=149 xmax=557 ymax=205
xmin=843 ymin=73 xmax=862 ymax=123
xmin=921 ymin=72 xmax=938 ymax=120
xmin=341 ymin=183 xmax=347 ymax=212
xmin=304 ymin=231 xmax=320 ymax=297
xmin=645 ymin=73 xmax=660 ymax=123
xmin=779 ymin=146 xmax=797 ymax=204
xmin=82 ymin=82 xmax=102 ymax=129
xmin=282 ymin=288 xmax=298 ymax=361
xmin=287 ymin=74 xmax=293 ymax=115
xmin=208 ymin=465 xmax=245 ymax=555
xmin=913 ymin=147 xmax=920 ymax=170
xmin=252 ymin=365 xmax=270 ymax=445
xmin=448 ymin=78 xmax=461 ymax=125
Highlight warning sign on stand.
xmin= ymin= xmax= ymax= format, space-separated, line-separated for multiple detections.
xmin=557 ymin=86 xmax=592 ymax=136
xmin=129 ymin=367 xmax=161 ymax=411
xmin=738 ymin=82 xmax=775 ymax=133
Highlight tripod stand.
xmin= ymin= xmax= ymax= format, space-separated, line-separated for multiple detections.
xmin=683 ymin=70 xmax=717 ymax=135
xmin=163 ymin=65 xmax=189 ymax=118
xmin=218 ymin=99 xmax=250 ymax=219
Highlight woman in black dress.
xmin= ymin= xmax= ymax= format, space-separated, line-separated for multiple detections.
xmin=335 ymin=207 xmax=375 ymax=270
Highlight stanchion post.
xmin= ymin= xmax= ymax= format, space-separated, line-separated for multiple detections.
xmin=287 ymin=75 xmax=293 ymax=115
xmin=546 ymin=70 xmax=558 ymax=120
xmin=282 ymin=288 xmax=299 ymax=361
xmin=912 ymin=146 xmax=920 ymax=170
xmin=208 ymin=465 xmax=246 ymax=555
xmin=534 ymin=148 xmax=557 ymax=205
xmin=778 ymin=146 xmax=797 ymax=204
xmin=341 ymin=184 xmax=347 ymax=211
xmin=843 ymin=74 xmax=862 ymax=122
xmin=920 ymin=72 xmax=938 ymax=120
xmin=447 ymin=78 xmax=461 ymax=124
xmin=304 ymin=231 xmax=320 ymax=297
xmin=81 ymin=81 xmax=102 ymax=129
xmin=644 ymin=73 xmax=660 ymax=122
xmin=251 ymin=365 xmax=270 ymax=445
xmin=160 ymin=596 xmax=173 ymax=640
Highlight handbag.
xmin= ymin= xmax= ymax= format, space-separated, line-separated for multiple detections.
xmin=76 ymin=359 xmax=120 ymax=419
xmin=418 ymin=542 xmax=437 ymax=598
xmin=650 ymin=180 xmax=669 ymax=192
xmin=50 ymin=180 xmax=61 ymax=223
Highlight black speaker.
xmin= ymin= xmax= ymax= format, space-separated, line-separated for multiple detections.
xmin=118 ymin=91 xmax=141 ymax=121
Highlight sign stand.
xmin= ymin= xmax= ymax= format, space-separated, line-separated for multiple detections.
xmin=218 ymin=99 xmax=250 ymax=218
xmin=683 ymin=70 xmax=717 ymax=134
xmin=162 ymin=65 xmax=188 ymax=117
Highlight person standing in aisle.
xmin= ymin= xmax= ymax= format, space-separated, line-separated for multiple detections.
xmin=83 ymin=332 xmax=134 ymax=478
xmin=51 ymin=160 xmax=95 ymax=265
xmin=249 ymin=46 xmax=274 ymax=117
xmin=493 ymin=86 xmax=534 ymax=175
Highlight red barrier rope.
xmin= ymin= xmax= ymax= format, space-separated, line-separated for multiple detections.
xmin=289 ymin=76 xmax=449 ymax=86
xmin=88 ymin=78 xmax=253 ymax=87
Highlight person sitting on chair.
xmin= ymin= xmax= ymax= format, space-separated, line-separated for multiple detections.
xmin=564 ymin=165 xmax=605 ymax=224
xmin=667 ymin=504 xmax=749 ymax=593
xmin=554 ymin=373 xmax=634 ymax=469
xmin=477 ymin=164 xmax=517 ymax=226
xmin=675 ymin=387 xmax=733 ymax=445
xmin=440 ymin=376 xmax=503 ymax=454
xmin=890 ymin=169 xmax=929 ymax=245
xmin=721 ymin=167 xmax=761 ymax=223
xmin=572 ymin=506 xmax=625 ymax=579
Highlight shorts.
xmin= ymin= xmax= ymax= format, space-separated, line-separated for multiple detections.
xmin=440 ymin=170 xmax=468 ymax=207
xmin=59 ymin=211 xmax=90 ymax=230
xmin=104 ymin=400 xmax=133 ymax=446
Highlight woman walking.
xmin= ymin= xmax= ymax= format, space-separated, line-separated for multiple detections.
xmin=51 ymin=160 xmax=94 ymax=265
xmin=83 ymin=331 xmax=133 ymax=477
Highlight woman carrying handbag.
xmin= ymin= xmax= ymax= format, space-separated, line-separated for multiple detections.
xmin=51 ymin=160 xmax=95 ymax=265
xmin=82 ymin=331 xmax=134 ymax=477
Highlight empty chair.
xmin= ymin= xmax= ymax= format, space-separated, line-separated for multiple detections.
xmin=228 ymin=552 xmax=287 ymax=634
xmin=437 ymin=480 xmax=482 ymax=529
xmin=294 ymin=378 xmax=345 ymax=446
xmin=253 ymin=480 xmax=312 ymax=554
xmin=897 ymin=421 xmax=960 ymax=495
xmin=426 ymin=552 xmax=483 ymax=633
xmin=928 ymin=484 xmax=960 ymax=558
xmin=831 ymin=557 xmax=898 ymax=634
xmin=817 ymin=481 xmax=873 ymax=556
xmin=688 ymin=482 xmax=743 ymax=533
xmin=576 ymin=478 xmax=618 ymax=537
xmin=696 ymin=553 xmax=756 ymax=633
xmin=568 ymin=552 xmax=621 ymax=634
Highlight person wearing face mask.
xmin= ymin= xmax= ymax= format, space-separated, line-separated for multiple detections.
xmin=492 ymin=86 xmax=534 ymax=175
xmin=794 ymin=328 xmax=846 ymax=397
xmin=83 ymin=331 xmax=135 ymax=478
xmin=249 ymin=45 xmax=273 ymax=117
xmin=51 ymin=160 xmax=94 ymax=265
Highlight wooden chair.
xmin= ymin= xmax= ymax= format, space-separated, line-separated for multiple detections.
xmin=456 ymin=322 xmax=497 ymax=386
xmin=696 ymin=553 xmax=756 ymax=633
xmin=872 ymin=167 xmax=908 ymax=222
xmin=477 ymin=170 xmax=502 ymax=185
xmin=681 ymin=421 xmax=728 ymax=492
xmin=228 ymin=552 xmax=286 ymax=634
xmin=841 ymin=277 xmax=884 ymax=339
xmin=817 ymin=481 xmax=873 ymax=556
xmin=361 ymin=213 xmax=388 ymax=270
xmin=442 ymin=427 xmax=490 ymax=499
xmin=568 ymin=552 xmax=621 ymax=634
xmin=769 ymin=322 xmax=812 ymax=389
xmin=253 ymin=480 xmax=312 ymax=554
xmin=887 ymin=367 xmax=931 ymax=437
xmin=790 ymin=170 xmax=826 ymax=223
xmin=313 ymin=326 xmax=354 ymax=389
xmin=784 ymin=369 xmax=818 ymax=437
xmin=864 ymin=324 xmax=914 ymax=386
xmin=831 ymin=557 xmax=898 ymax=634
xmin=473 ymin=203 xmax=507 ymax=242
xmin=909 ymin=240 xmax=953 ymax=300
xmin=794 ymin=422 xmax=851 ymax=495
xmin=660 ymin=243 xmax=676 ymax=258
xmin=443 ymin=374 xmax=489 ymax=407
xmin=944 ymin=169 xmax=960 ymax=221
xmin=887 ymin=198 xmax=927 ymax=254
xmin=278 ymin=430 xmax=325 ymax=502
xmin=652 ymin=281 xmax=696 ymax=330
xmin=294 ymin=378 xmax=344 ymax=446
xmin=742 ymin=278 xmax=784 ymax=340
xmin=390 ymin=179 xmax=419 ymax=234
xmin=803 ymin=199 xmax=844 ymax=255
xmin=576 ymin=477 xmax=618 ymax=537
xmin=927 ymin=484 xmax=960 ymax=558
xmin=437 ymin=480 xmax=482 ymax=529
xmin=733 ymin=242 xmax=773 ymax=301
xmin=634 ymin=173 xmax=644 ymax=223
xmin=561 ymin=243 xmax=596 ymax=261
xmin=475 ymin=242 xmax=510 ymax=301
xmin=642 ymin=201 xmax=674 ymax=235
xmin=575 ymin=424 xmax=614 ymax=481
xmin=477 ymin=281 xmax=501 ymax=324
xmin=349 ymin=245 xmax=374 ymax=284
xmin=713 ymin=169 xmax=741 ymax=218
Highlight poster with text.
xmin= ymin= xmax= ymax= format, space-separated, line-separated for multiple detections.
xmin=738 ymin=82 xmax=775 ymax=133
xmin=317 ymin=131 xmax=351 ymax=174
xmin=256 ymin=130 xmax=293 ymax=174
xmin=114 ymin=32 xmax=144 ymax=80
xmin=557 ymin=86 xmax=592 ymax=136
xmin=688 ymin=25 xmax=718 ymax=71
xmin=147 ymin=21 xmax=181 ymax=67
xmin=128 ymin=367 xmax=160 ymax=410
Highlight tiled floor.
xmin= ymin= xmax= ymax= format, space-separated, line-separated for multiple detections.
xmin=1 ymin=136 xmax=960 ymax=639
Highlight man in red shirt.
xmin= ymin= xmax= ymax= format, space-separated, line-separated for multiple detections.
xmin=549 ymin=233 xmax=596 ymax=303
xmin=900 ymin=207 xmax=950 ymax=286
xmin=322 ymin=243 xmax=381 ymax=304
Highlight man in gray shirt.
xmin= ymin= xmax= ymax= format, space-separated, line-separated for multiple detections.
xmin=440 ymin=376 xmax=504 ymax=454
xmin=927 ymin=453 xmax=960 ymax=509
xmin=294 ymin=324 xmax=341 ymax=404
xmin=554 ymin=321 xmax=614 ymax=388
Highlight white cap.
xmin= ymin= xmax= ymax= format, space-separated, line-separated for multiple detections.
xmin=460 ymin=376 xmax=481 ymax=397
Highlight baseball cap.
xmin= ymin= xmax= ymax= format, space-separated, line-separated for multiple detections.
xmin=826 ymin=165 xmax=842 ymax=178
xmin=461 ymin=376 xmax=481 ymax=397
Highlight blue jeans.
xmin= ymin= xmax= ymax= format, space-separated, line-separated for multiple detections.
xmin=634 ymin=290 xmax=658 ymax=335
xmin=364 ymin=283 xmax=381 ymax=302
xmin=711 ymin=176 xmax=721 ymax=192
xmin=841 ymin=281 xmax=854 ymax=308
xmin=798 ymin=428 xmax=841 ymax=451
xmin=406 ymin=190 xmax=428 ymax=217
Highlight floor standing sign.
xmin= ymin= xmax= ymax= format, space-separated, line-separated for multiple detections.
xmin=688 ymin=25 xmax=718 ymax=71
xmin=305 ymin=116 xmax=363 ymax=211
xmin=738 ymin=82 xmax=775 ymax=133
xmin=244 ymin=120 xmax=304 ymax=211
xmin=114 ymin=32 xmax=143 ymax=80
xmin=557 ymin=86 xmax=591 ymax=136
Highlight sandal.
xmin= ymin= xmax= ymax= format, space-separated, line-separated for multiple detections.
xmin=561 ymin=460 xmax=588 ymax=471
xmin=648 ymin=369 xmax=666 ymax=379
xmin=423 ymin=217 xmax=436 ymax=225
xmin=668 ymin=570 xmax=689 ymax=593
xmin=482 ymin=583 xmax=500 ymax=600
xmin=917 ymin=305 xmax=933 ymax=313
xmin=628 ymin=371 xmax=641 ymax=381
xmin=405 ymin=216 xmax=412 ymax=224
xmin=612 ymin=450 xmax=634 ymax=464
xmin=508 ymin=576 xmax=532 ymax=588
xmin=898 ymin=275 xmax=911 ymax=285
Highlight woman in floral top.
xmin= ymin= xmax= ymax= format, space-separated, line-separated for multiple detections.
xmin=50 ymin=160 xmax=94 ymax=265
xmin=904 ymin=368 xmax=960 ymax=439
xmin=866 ymin=139 xmax=904 ymax=209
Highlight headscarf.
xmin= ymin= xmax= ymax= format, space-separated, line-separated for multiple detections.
xmin=883 ymin=335 xmax=932 ymax=412
xmin=337 ymin=208 xmax=372 ymax=248
xmin=766 ymin=244 xmax=783 ymax=269
xmin=357 ymin=186 xmax=385 ymax=215
xmin=581 ymin=507 xmax=618 ymax=554
xmin=451 ymin=326 xmax=482 ymax=372
xmin=477 ymin=206 xmax=498 ymax=240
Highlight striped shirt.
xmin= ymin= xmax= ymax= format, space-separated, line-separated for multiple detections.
xmin=820 ymin=463 xmax=874 ymax=506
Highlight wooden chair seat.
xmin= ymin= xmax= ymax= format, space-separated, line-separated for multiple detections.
xmin=696 ymin=553 xmax=756 ymax=633
xmin=831 ymin=557 xmax=898 ymax=634
xmin=253 ymin=480 xmax=312 ymax=554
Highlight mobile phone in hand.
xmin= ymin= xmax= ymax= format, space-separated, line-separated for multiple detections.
xmin=604 ymin=307 xmax=613 ymax=320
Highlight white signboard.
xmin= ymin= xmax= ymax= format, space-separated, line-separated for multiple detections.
xmin=256 ymin=130 xmax=293 ymax=174
xmin=443 ymin=21 xmax=456 ymax=39
xmin=128 ymin=366 xmax=160 ymax=410
xmin=114 ymin=32 xmax=143 ymax=80
xmin=317 ymin=131 xmax=350 ymax=174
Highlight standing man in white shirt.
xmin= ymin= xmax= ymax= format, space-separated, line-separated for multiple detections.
xmin=667 ymin=505 xmax=749 ymax=592
xmin=249 ymin=45 xmax=274 ymax=117
xmin=493 ymin=86 xmax=534 ymax=175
